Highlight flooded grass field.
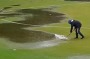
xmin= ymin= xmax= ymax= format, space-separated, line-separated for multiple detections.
xmin=0 ymin=6 xmax=67 ymax=49
xmin=0 ymin=0 xmax=90 ymax=59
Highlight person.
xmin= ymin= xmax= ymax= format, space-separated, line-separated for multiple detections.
xmin=68 ymin=19 xmax=84 ymax=39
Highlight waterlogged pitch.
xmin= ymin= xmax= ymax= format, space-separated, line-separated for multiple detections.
xmin=0 ymin=0 xmax=90 ymax=59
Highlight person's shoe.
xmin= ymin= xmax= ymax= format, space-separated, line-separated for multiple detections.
xmin=74 ymin=37 xmax=78 ymax=39
xmin=81 ymin=37 xmax=84 ymax=39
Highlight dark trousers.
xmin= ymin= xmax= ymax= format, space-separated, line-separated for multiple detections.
xmin=75 ymin=27 xmax=84 ymax=38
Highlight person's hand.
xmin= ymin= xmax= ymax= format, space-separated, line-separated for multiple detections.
xmin=70 ymin=30 xmax=72 ymax=33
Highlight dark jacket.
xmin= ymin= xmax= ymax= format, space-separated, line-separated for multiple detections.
xmin=70 ymin=20 xmax=82 ymax=32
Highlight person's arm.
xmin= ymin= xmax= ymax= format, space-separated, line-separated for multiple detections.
xmin=70 ymin=24 xmax=73 ymax=33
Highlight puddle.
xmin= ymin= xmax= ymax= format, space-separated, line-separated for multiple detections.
xmin=0 ymin=23 xmax=55 ymax=43
xmin=0 ymin=23 xmax=68 ymax=49
xmin=0 ymin=7 xmax=67 ymax=49
xmin=11 ymin=4 xmax=21 ymax=6
xmin=0 ymin=7 xmax=12 ymax=12
xmin=17 ymin=8 xmax=65 ymax=25
xmin=0 ymin=8 xmax=65 ymax=25
xmin=0 ymin=34 xmax=68 ymax=49
xmin=68 ymin=55 xmax=90 ymax=59
xmin=0 ymin=37 xmax=67 ymax=49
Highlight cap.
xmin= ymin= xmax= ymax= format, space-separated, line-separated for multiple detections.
xmin=68 ymin=20 xmax=73 ymax=24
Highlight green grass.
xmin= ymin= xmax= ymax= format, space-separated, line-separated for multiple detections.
xmin=0 ymin=0 xmax=90 ymax=59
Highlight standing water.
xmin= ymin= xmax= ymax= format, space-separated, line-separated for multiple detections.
xmin=0 ymin=7 xmax=67 ymax=49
